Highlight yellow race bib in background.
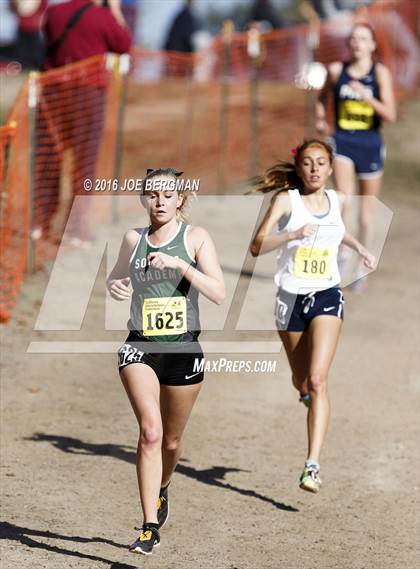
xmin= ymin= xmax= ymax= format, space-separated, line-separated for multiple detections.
xmin=338 ymin=100 xmax=374 ymax=130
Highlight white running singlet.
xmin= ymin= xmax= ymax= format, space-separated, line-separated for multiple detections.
xmin=274 ymin=189 xmax=345 ymax=294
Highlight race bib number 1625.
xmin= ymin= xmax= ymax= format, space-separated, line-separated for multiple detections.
xmin=142 ymin=296 xmax=187 ymax=336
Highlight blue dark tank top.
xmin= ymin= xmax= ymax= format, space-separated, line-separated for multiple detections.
xmin=334 ymin=62 xmax=381 ymax=132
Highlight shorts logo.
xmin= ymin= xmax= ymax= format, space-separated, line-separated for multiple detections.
xmin=118 ymin=343 xmax=144 ymax=368
xmin=323 ymin=306 xmax=336 ymax=312
xmin=275 ymin=297 xmax=289 ymax=327
xmin=185 ymin=371 xmax=201 ymax=380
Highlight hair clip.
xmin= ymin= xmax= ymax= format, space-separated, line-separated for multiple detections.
xmin=290 ymin=147 xmax=297 ymax=156
xmin=146 ymin=168 xmax=184 ymax=177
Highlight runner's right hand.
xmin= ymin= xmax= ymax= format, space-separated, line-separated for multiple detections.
xmin=292 ymin=224 xmax=318 ymax=240
xmin=109 ymin=277 xmax=131 ymax=301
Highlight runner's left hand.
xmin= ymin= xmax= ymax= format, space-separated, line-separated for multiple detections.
xmin=148 ymin=252 xmax=180 ymax=271
xmin=361 ymin=249 xmax=375 ymax=269
xmin=348 ymin=80 xmax=372 ymax=102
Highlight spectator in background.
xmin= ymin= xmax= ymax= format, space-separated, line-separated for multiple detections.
xmin=299 ymin=0 xmax=351 ymax=41
xmin=301 ymin=0 xmax=348 ymax=21
xmin=35 ymin=0 xmax=131 ymax=246
xmin=44 ymin=0 xmax=131 ymax=68
xmin=299 ymin=1 xmax=379 ymax=33
xmin=249 ymin=0 xmax=285 ymax=31
xmin=0 ymin=0 xmax=47 ymax=70
xmin=299 ymin=0 xmax=357 ymax=65
xmin=164 ymin=0 xmax=199 ymax=53
xmin=0 ymin=3 xmax=18 ymax=47
xmin=121 ymin=0 xmax=139 ymax=39
xmin=245 ymin=0 xmax=286 ymax=81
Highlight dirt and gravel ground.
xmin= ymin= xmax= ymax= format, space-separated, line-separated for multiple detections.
xmin=1 ymin=100 xmax=418 ymax=569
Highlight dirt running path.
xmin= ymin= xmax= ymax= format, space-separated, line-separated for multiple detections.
xmin=1 ymin=102 xmax=418 ymax=569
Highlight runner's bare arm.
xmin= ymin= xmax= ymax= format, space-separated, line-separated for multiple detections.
xmin=374 ymin=63 xmax=397 ymax=122
xmin=250 ymin=193 xmax=313 ymax=256
xmin=106 ymin=229 xmax=139 ymax=301
xmin=348 ymin=63 xmax=396 ymax=123
xmin=342 ymin=231 xmax=376 ymax=269
xmin=148 ymin=227 xmax=225 ymax=305
xmin=185 ymin=227 xmax=225 ymax=304
xmin=335 ymin=191 xmax=375 ymax=267
xmin=315 ymin=62 xmax=342 ymax=135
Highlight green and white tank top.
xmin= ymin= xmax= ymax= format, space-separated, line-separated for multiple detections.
xmin=128 ymin=222 xmax=200 ymax=342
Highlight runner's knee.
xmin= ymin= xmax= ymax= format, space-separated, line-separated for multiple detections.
xmin=139 ymin=423 xmax=162 ymax=449
xmin=162 ymin=434 xmax=182 ymax=453
xmin=308 ymin=371 xmax=327 ymax=395
xmin=292 ymin=374 xmax=307 ymax=390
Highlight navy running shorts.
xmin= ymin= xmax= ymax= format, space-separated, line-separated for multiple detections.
xmin=331 ymin=130 xmax=385 ymax=178
xmin=117 ymin=331 xmax=204 ymax=386
xmin=275 ymin=287 xmax=345 ymax=332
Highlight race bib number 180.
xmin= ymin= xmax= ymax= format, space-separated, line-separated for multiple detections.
xmin=142 ymin=296 xmax=187 ymax=336
xmin=294 ymin=246 xmax=332 ymax=279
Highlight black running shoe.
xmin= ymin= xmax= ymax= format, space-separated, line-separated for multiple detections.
xmin=157 ymin=484 xmax=170 ymax=529
xmin=299 ymin=392 xmax=311 ymax=408
xmin=129 ymin=524 xmax=160 ymax=555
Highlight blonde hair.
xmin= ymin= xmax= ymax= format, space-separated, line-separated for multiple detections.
xmin=141 ymin=168 xmax=195 ymax=222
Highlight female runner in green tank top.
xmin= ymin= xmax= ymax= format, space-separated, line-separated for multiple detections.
xmin=107 ymin=168 xmax=225 ymax=555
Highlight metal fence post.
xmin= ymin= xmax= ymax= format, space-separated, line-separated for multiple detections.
xmin=217 ymin=19 xmax=233 ymax=194
xmin=112 ymin=53 xmax=130 ymax=225
xmin=304 ymin=27 xmax=320 ymax=139
xmin=27 ymin=71 xmax=39 ymax=273
xmin=248 ymin=25 xmax=261 ymax=179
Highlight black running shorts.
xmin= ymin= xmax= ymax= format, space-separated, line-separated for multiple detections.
xmin=275 ymin=287 xmax=345 ymax=332
xmin=117 ymin=331 xmax=204 ymax=386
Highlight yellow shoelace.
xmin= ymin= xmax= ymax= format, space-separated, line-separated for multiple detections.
xmin=157 ymin=495 xmax=166 ymax=510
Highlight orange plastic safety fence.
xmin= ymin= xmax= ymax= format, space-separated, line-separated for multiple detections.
xmin=123 ymin=0 xmax=417 ymax=194
xmin=0 ymin=54 xmax=124 ymax=322
xmin=0 ymin=0 xmax=417 ymax=322
xmin=0 ymin=83 xmax=30 ymax=323
xmin=126 ymin=25 xmax=311 ymax=193
xmin=129 ymin=0 xmax=418 ymax=87
xmin=32 ymin=54 xmax=121 ymax=258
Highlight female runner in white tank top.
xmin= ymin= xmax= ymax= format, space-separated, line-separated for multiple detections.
xmin=250 ymin=140 xmax=375 ymax=493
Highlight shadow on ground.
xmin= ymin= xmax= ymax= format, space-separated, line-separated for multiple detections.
xmin=27 ymin=432 xmax=298 ymax=512
xmin=0 ymin=521 xmax=135 ymax=568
